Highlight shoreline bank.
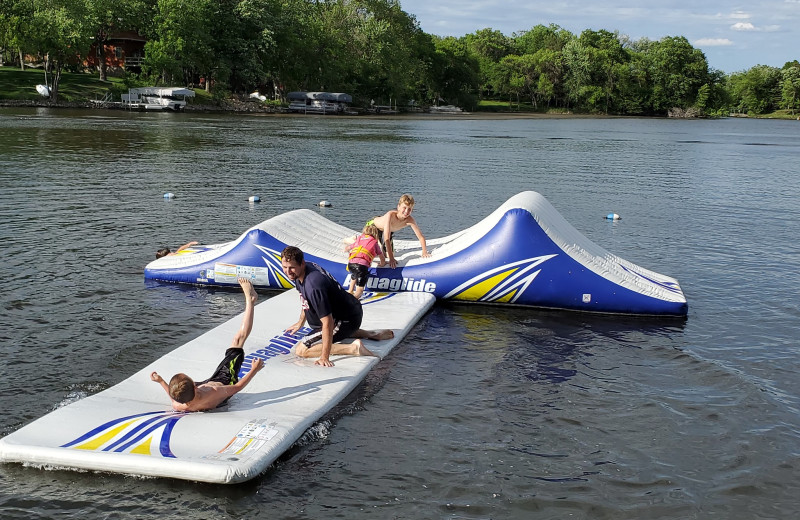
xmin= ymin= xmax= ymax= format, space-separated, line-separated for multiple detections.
xmin=0 ymin=99 xmax=630 ymax=119
xmin=3 ymin=99 xmax=795 ymax=120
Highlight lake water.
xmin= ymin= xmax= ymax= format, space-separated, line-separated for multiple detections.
xmin=1 ymin=108 xmax=799 ymax=519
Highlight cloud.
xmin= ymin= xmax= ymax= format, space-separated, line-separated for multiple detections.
xmin=729 ymin=11 xmax=751 ymax=19
xmin=694 ymin=38 xmax=734 ymax=46
xmin=731 ymin=21 xmax=782 ymax=32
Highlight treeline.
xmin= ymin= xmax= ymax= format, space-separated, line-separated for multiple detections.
xmin=1 ymin=0 xmax=799 ymax=115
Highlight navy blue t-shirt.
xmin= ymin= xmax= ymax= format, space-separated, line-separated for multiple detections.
xmin=295 ymin=263 xmax=362 ymax=328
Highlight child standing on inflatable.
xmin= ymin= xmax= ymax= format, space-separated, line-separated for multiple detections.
xmin=369 ymin=194 xmax=430 ymax=268
xmin=345 ymin=223 xmax=386 ymax=299
xmin=150 ymin=278 xmax=264 ymax=411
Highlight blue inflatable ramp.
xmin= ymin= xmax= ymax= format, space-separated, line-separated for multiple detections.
xmin=144 ymin=191 xmax=687 ymax=316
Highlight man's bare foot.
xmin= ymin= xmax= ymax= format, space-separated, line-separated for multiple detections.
xmin=351 ymin=339 xmax=376 ymax=357
xmin=369 ymin=329 xmax=394 ymax=341
xmin=238 ymin=277 xmax=258 ymax=304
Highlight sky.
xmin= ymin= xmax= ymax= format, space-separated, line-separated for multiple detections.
xmin=398 ymin=0 xmax=800 ymax=73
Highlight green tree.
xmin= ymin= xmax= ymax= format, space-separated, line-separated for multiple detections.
xmin=696 ymin=68 xmax=730 ymax=115
xmin=0 ymin=0 xmax=35 ymax=69
xmin=728 ymin=64 xmax=781 ymax=114
xmin=286 ymin=0 xmax=431 ymax=105
xmin=464 ymin=28 xmax=513 ymax=98
xmin=513 ymin=23 xmax=571 ymax=55
xmin=427 ymin=36 xmax=478 ymax=108
xmin=513 ymin=25 xmax=571 ymax=109
xmin=495 ymin=54 xmax=527 ymax=108
xmin=576 ymin=29 xmax=630 ymax=113
xmin=562 ymin=37 xmax=591 ymax=110
xmin=780 ymin=63 xmax=800 ymax=114
xmin=642 ymin=36 xmax=709 ymax=114
xmin=144 ymin=0 xmax=216 ymax=86
xmin=30 ymin=0 xmax=94 ymax=101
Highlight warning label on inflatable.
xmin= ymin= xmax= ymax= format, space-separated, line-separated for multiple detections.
xmin=208 ymin=419 xmax=279 ymax=460
xmin=214 ymin=263 xmax=272 ymax=285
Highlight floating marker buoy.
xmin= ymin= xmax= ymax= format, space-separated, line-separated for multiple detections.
xmin=249 ymin=195 xmax=261 ymax=203
xmin=606 ymin=213 xmax=621 ymax=220
xmin=164 ymin=192 xmax=175 ymax=199
xmin=318 ymin=200 xmax=332 ymax=207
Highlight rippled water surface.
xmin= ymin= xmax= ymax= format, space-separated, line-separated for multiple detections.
xmin=1 ymin=109 xmax=799 ymax=519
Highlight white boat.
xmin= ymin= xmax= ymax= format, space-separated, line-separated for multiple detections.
xmin=427 ymin=104 xmax=462 ymax=113
xmin=287 ymin=91 xmax=352 ymax=114
xmin=35 ymin=84 xmax=50 ymax=97
xmin=121 ymin=87 xmax=195 ymax=111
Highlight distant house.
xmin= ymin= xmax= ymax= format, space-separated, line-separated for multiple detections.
xmin=85 ymin=31 xmax=146 ymax=75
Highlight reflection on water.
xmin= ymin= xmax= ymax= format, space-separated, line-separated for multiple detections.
xmin=1 ymin=108 xmax=800 ymax=518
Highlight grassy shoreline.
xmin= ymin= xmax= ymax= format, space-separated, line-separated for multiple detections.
xmin=2 ymin=67 xmax=798 ymax=119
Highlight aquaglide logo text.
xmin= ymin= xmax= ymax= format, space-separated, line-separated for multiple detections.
xmin=344 ymin=275 xmax=437 ymax=293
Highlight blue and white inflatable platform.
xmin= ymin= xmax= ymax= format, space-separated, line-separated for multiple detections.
xmin=0 ymin=290 xmax=435 ymax=483
xmin=144 ymin=191 xmax=687 ymax=316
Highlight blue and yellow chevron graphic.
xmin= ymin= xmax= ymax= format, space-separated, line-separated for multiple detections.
xmin=443 ymin=255 xmax=557 ymax=303
xmin=60 ymin=411 xmax=186 ymax=458
xmin=253 ymin=245 xmax=295 ymax=288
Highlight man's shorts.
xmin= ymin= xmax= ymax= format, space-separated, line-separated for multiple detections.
xmin=348 ymin=262 xmax=370 ymax=287
xmin=301 ymin=316 xmax=363 ymax=348
xmin=198 ymin=347 xmax=244 ymax=386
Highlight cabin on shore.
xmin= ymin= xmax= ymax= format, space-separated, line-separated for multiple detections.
xmin=85 ymin=31 xmax=146 ymax=75
xmin=288 ymin=92 xmax=352 ymax=114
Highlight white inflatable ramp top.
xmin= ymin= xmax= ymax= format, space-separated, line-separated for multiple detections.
xmin=0 ymin=290 xmax=435 ymax=484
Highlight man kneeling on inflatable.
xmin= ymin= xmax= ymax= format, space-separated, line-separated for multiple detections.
xmin=150 ymin=278 xmax=264 ymax=412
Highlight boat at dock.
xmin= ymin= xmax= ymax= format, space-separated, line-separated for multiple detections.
xmin=287 ymin=91 xmax=352 ymax=114
xmin=120 ymin=87 xmax=195 ymax=111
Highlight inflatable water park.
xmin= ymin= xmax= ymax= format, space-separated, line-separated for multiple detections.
xmin=145 ymin=191 xmax=687 ymax=317
xmin=0 ymin=191 xmax=687 ymax=484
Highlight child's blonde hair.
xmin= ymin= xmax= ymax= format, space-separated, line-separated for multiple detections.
xmin=399 ymin=194 xmax=415 ymax=207
xmin=363 ymin=223 xmax=381 ymax=241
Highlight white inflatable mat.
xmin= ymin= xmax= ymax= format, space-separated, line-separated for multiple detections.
xmin=0 ymin=290 xmax=435 ymax=483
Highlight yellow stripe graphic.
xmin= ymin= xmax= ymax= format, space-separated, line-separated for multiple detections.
xmin=495 ymin=288 xmax=517 ymax=303
xmin=130 ymin=436 xmax=153 ymax=455
xmin=271 ymin=253 xmax=294 ymax=288
xmin=75 ymin=419 xmax=138 ymax=451
xmin=235 ymin=438 xmax=253 ymax=455
xmin=453 ymin=268 xmax=517 ymax=301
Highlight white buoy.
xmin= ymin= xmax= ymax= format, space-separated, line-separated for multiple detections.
xmin=318 ymin=200 xmax=332 ymax=207
xmin=606 ymin=213 xmax=620 ymax=220
xmin=164 ymin=192 xmax=175 ymax=200
xmin=249 ymin=195 xmax=261 ymax=203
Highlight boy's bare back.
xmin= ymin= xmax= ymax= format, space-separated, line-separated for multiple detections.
xmin=175 ymin=382 xmax=245 ymax=412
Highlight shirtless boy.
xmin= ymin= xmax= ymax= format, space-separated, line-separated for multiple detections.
xmin=150 ymin=278 xmax=265 ymax=411
xmin=369 ymin=194 xmax=430 ymax=268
